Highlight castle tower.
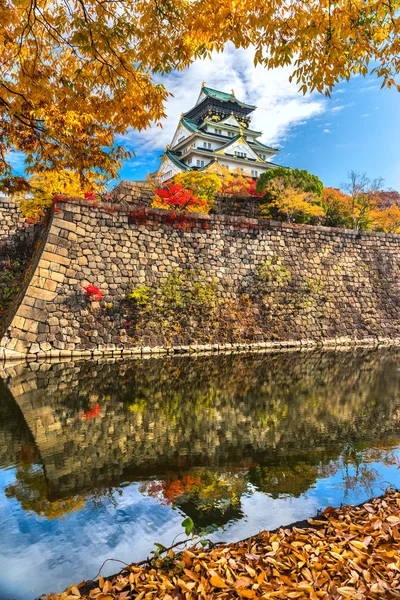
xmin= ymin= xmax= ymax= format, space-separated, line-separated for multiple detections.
xmin=155 ymin=84 xmax=280 ymax=183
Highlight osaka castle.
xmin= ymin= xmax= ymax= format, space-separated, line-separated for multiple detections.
xmin=155 ymin=83 xmax=280 ymax=182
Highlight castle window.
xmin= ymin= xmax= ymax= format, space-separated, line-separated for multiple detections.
xmin=215 ymin=128 xmax=223 ymax=135
xmin=177 ymin=135 xmax=185 ymax=143
xmin=228 ymin=131 xmax=234 ymax=137
xmin=161 ymin=170 xmax=173 ymax=181
xmin=203 ymin=142 xmax=212 ymax=150
xmin=251 ymin=170 xmax=258 ymax=177
xmin=196 ymin=160 xmax=205 ymax=167
xmin=187 ymin=158 xmax=192 ymax=165
xmin=235 ymin=151 xmax=246 ymax=158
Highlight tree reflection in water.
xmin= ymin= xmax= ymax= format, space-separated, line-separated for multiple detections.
xmin=1 ymin=348 xmax=400 ymax=532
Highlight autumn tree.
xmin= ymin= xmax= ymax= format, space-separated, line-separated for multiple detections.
xmin=320 ymin=187 xmax=353 ymax=228
xmin=1 ymin=0 xmax=399 ymax=191
xmin=210 ymin=165 xmax=255 ymax=196
xmin=342 ymin=171 xmax=384 ymax=230
xmin=152 ymin=182 xmax=209 ymax=212
xmin=257 ymin=167 xmax=324 ymax=199
xmin=13 ymin=170 xmax=101 ymax=222
xmin=257 ymin=167 xmax=324 ymax=223
xmin=373 ymin=190 xmax=400 ymax=209
xmin=173 ymin=171 xmax=222 ymax=203
xmin=260 ymin=178 xmax=325 ymax=224
xmin=371 ymin=205 xmax=400 ymax=233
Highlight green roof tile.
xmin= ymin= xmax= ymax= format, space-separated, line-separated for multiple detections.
xmin=164 ymin=150 xmax=189 ymax=171
xmin=201 ymin=86 xmax=256 ymax=110
xmin=181 ymin=118 xmax=199 ymax=133
xmin=250 ymin=139 xmax=280 ymax=153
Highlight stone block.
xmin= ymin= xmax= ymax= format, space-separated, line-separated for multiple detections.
xmin=18 ymin=305 xmax=47 ymax=322
xmin=27 ymin=286 xmax=58 ymax=301
xmin=41 ymin=251 xmax=70 ymax=266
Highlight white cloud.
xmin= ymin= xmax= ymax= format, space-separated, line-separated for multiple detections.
xmin=121 ymin=44 xmax=326 ymax=155
xmin=329 ymin=103 xmax=354 ymax=113
xmin=362 ymin=113 xmax=370 ymax=118
xmin=323 ymin=129 xmax=331 ymax=133
xmin=359 ymin=84 xmax=380 ymax=93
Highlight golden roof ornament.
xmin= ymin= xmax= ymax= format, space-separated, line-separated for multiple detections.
xmin=202 ymin=80 xmax=206 ymax=87
xmin=231 ymin=89 xmax=235 ymax=96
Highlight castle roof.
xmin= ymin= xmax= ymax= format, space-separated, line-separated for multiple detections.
xmin=164 ymin=150 xmax=189 ymax=171
xmin=250 ymin=139 xmax=280 ymax=153
xmin=181 ymin=117 xmax=200 ymax=133
xmin=200 ymin=86 xmax=256 ymax=110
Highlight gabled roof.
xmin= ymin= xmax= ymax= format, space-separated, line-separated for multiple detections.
xmin=163 ymin=150 xmax=189 ymax=171
xmin=181 ymin=117 xmax=199 ymax=133
xmin=200 ymin=86 xmax=256 ymax=110
xmin=250 ymin=139 xmax=280 ymax=153
xmin=216 ymin=115 xmax=262 ymax=135
xmin=214 ymin=134 xmax=241 ymax=151
xmin=214 ymin=135 xmax=264 ymax=162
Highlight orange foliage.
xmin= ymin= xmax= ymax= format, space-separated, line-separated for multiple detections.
xmin=371 ymin=205 xmax=400 ymax=233
xmin=321 ymin=187 xmax=353 ymax=228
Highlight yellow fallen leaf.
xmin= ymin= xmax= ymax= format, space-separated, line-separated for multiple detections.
xmin=177 ymin=578 xmax=194 ymax=592
xmin=272 ymin=541 xmax=280 ymax=552
xmin=336 ymin=586 xmax=360 ymax=598
xmin=245 ymin=564 xmax=256 ymax=578
xmin=210 ymin=575 xmax=228 ymax=588
xmin=349 ymin=540 xmax=368 ymax=550
xmin=257 ymin=571 xmax=265 ymax=584
xmin=237 ymin=590 xmax=256 ymax=599
xmin=232 ymin=577 xmax=252 ymax=588
xmin=387 ymin=515 xmax=400 ymax=523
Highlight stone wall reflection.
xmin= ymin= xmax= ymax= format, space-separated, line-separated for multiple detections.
xmin=1 ymin=350 xmax=400 ymax=519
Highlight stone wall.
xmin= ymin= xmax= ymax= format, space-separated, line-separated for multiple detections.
xmin=0 ymin=197 xmax=39 ymax=255
xmin=112 ymin=180 xmax=265 ymax=218
xmin=112 ymin=180 xmax=154 ymax=207
xmin=211 ymin=195 xmax=264 ymax=218
xmin=0 ymin=198 xmax=42 ymax=332
xmin=1 ymin=197 xmax=400 ymax=359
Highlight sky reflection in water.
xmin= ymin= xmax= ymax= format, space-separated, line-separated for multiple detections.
xmin=1 ymin=349 xmax=400 ymax=599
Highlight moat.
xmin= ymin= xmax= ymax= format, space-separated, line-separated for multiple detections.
xmin=1 ymin=349 xmax=400 ymax=599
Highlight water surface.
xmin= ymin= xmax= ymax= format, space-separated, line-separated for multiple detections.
xmin=1 ymin=349 xmax=400 ymax=599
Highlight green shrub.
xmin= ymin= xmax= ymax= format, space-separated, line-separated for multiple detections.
xmin=127 ymin=285 xmax=152 ymax=306
xmin=257 ymin=257 xmax=291 ymax=286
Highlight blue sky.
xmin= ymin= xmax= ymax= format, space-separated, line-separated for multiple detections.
xmin=119 ymin=45 xmax=400 ymax=191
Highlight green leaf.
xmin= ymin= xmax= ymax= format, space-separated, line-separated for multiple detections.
xmin=182 ymin=517 xmax=194 ymax=536
xmin=154 ymin=543 xmax=167 ymax=551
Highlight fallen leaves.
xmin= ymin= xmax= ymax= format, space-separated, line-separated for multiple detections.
xmin=43 ymin=490 xmax=400 ymax=600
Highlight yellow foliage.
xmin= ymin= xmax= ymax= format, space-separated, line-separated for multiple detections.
xmin=208 ymin=165 xmax=252 ymax=196
xmin=174 ymin=171 xmax=222 ymax=202
xmin=3 ymin=0 xmax=397 ymax=189
xmin=261 ymin=177 xmax=324 ymax=223
xmin=13 ymin=170 xmax=102 ymax=221
xmin=371 ymin=205 xmax=400 ymax=233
